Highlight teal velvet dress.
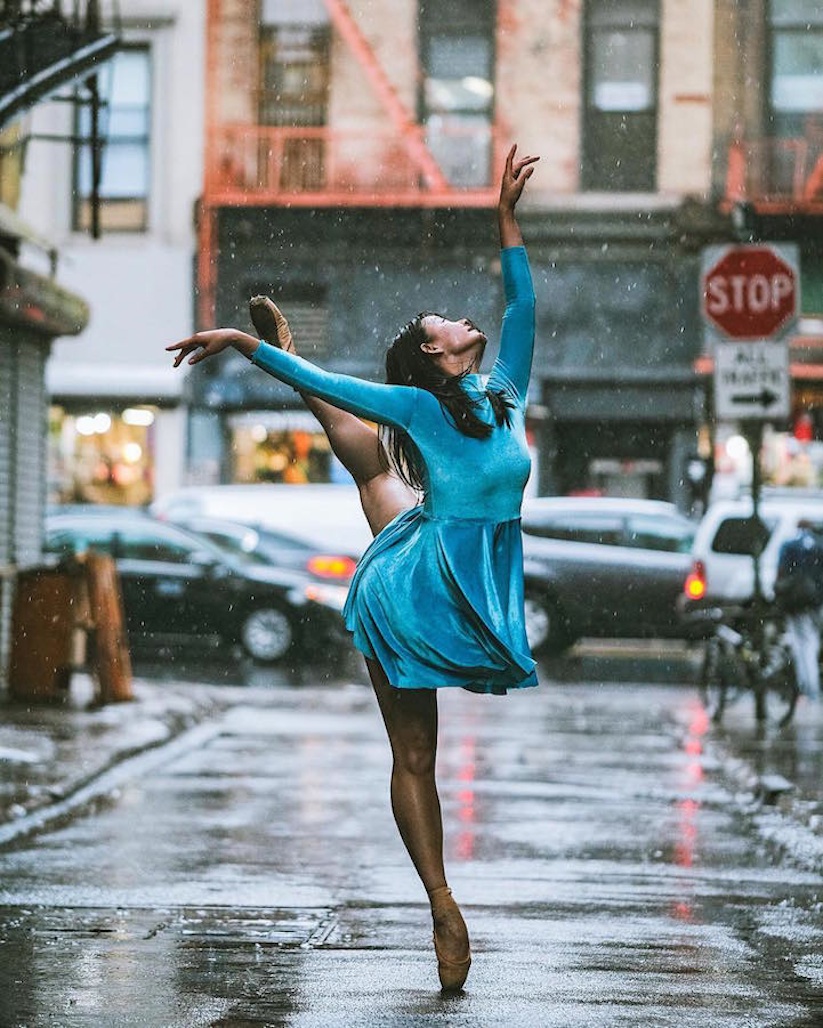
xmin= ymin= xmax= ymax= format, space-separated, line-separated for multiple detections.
xmin=250 ymin=245 xmax=538 ymax=695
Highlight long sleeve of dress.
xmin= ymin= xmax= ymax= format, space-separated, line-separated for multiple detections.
xmin=489 ymin=245 xmax=535 ymax=404
xmin=249 ymin=343 xmax=417 ymax=430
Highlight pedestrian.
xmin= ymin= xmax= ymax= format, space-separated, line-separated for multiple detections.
xmin=774 ymin=518 xmax=823 ymax=701
xmin=167 ymin=144 xmax=540 ymax=992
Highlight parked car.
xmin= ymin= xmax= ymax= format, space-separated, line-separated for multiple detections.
xmin=43 ymin=508 xmax=349 ymax=663
xmin=151 ymin=484 xmax=373 ymax=556
xmin=164 ymin=515 xmax=358 ymax=585
xmin=681 ymin=491 xmax=823 ymax=610
xmin=520 ymin=497 xmax=697 ymax=654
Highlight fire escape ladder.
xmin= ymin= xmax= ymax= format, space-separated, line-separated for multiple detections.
xmin=321 ymin=0 xmax=449 ymax=192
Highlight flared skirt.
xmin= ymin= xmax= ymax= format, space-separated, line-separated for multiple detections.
xmin=343 ymin=507 xmax=538 ymax=695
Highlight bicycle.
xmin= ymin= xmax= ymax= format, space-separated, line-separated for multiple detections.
xmin=691 ymin=603 xmax=800 ymax=727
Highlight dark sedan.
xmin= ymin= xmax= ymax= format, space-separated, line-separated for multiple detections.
xmin=520 ymin=497 xmax=696 ymax=654
xmin=167 ymin=515 xmax=358 ymax=585
xmin=44 ymin=509 xmax=349 ymax=663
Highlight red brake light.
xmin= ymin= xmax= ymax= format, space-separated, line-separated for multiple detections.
xmin=684 ymin=559 xmax=706 ymax=600
xmin=307 ymin=554 xmax=357 ymax=580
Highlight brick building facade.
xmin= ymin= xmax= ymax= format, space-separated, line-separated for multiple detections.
xmin=188 ymin=0 xmax=823 ymax=503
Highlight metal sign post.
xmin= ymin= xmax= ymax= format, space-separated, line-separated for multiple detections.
xmin=701 ymin=243 xmax=800 ymax=602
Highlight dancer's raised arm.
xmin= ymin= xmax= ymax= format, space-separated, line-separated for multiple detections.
xmin=489 ymin=144 xmax=538 ymax=404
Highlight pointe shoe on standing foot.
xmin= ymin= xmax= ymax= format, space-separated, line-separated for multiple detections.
xmin=428 ymin=885 xmax=471 ymax=992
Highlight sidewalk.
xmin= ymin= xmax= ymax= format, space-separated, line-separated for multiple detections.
xmin=0 ymin=675 xmax=225 ymax=832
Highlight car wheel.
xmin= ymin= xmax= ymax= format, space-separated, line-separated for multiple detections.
xmin=524 ymin=592 xmax=573 ymax=656
xmin=240 ymin=606 xmax=295 ymax=662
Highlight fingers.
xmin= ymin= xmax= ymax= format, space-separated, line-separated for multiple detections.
xmin=512 ymin=155 xmax=539 ymax=179
xmin=503 ymin=145 xmax=539 ymax=185
xmin=167 ymin=335 xmax=206 ymax=367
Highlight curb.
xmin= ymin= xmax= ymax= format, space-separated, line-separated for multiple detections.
xmin=705 ymin=735 xmax=823 ymax=876
xmin=0 ymin=680 xmax=225 ymax=842
xmin=0 ymin=718 xmax=224 ymax=846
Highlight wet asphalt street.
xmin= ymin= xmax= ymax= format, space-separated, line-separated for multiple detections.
xmin=2 ymin=645 xmax=823 ymax=1027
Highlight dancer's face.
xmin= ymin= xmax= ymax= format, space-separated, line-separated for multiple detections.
xmin=419 ymin=314 xmax=486 ymax=372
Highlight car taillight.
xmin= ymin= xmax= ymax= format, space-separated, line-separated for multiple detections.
xmin=307 ymin=554 xmax=357 ymax=580
xmin=684 ymin=559 xmax=706 ymax=600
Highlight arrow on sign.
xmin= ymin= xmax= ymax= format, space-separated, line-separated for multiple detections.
xmin=731 ymin=387 xmax=782 ymax=408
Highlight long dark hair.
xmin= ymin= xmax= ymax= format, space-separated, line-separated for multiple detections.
xmin=381 ymin=313 xmax=513 ymax=491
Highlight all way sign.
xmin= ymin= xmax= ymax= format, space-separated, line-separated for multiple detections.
xmin=714 ymin=341 xmax=790 ymax=420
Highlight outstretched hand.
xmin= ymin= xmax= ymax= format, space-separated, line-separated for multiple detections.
xmin=166 ymin=328 xmax=259 ymax=367
xmin=499 ymin=144 xmax=539 ymax=211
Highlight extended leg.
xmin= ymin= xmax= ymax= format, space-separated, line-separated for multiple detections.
xmin=366 ymin=657 xmax=470 ymax=987
xmin=249 ymin=296 xmax=415 ymax=534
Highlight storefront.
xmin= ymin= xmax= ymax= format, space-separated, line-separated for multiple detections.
xmin=226 ymin=410 xmax=334 ymax=484
xmin=48 ymin=404 xmax=159 ymax=506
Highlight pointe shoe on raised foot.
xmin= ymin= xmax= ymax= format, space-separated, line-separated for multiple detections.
xmin=428 ymin=885 xmax=471 ymax=992
xmin=248 ymin=295 xmax=294 ymax=351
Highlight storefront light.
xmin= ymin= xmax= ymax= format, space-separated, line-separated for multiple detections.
xmin=76 ymin=412 xmax=112 ymax=435
xmin=251 ymin=424 xmax=268 ymax=443
xmin=75 ymin=415 xmax=97 ymax=436
xmin=725 ymin=434 xmax=750 ymax=461
xmin=122 ymin=442 xmax=143 ymax=464
xmin=123 ymin=407 xmax=155 ymax=427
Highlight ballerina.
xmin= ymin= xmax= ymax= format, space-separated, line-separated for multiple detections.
xmin=168 ymin=144 xmax=539 ymax=991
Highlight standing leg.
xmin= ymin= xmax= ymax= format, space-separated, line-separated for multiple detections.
xmin=366 ymin=657 xmax=471 ymax=989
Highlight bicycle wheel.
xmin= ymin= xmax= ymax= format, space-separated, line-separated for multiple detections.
xmin=699 ymin=636 xmax=729 ymax=722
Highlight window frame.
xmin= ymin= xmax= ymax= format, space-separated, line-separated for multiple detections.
xmin=71 ymin=43 xmax=153 ymax=234
xmin=766 ymin=1 xmax=823 ymax=140
xmin=581 ymin=0 xmax=660 ymax=192
xmin=418 ymin=0 xmax=497 ymax=188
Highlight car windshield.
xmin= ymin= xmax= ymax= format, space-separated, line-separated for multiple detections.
xmin=522 ymin=514 xmax=624 ymax=546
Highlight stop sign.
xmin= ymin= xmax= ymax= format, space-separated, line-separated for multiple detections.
xmin=702 ymin=246 xmax=798 ymax=339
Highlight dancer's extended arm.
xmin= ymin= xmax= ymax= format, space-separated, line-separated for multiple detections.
xmin=168 ymin=329 xmax=417 ymax=430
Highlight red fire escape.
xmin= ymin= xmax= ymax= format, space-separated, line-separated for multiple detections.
xmin=724 ymin=128 xmax=823 ymax=215
xmin=198 ymin=0 xmax=505 ymax=327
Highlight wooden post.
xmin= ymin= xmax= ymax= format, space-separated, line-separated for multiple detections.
xmin=85 ymin=552 xmax=133 ymax=703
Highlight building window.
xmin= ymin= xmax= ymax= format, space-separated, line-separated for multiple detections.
xmin=419 ymin=0 xmax=495 ymax=188
xmin=259 ymin=20 xmax=330 ymax=191
xmin=73 ymin=46 xmax=152 ymax=233
xmin=582 ymin=0 xmax=659 ymax=192
xmin=768 ymin=1 xmax=823 ymax=137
